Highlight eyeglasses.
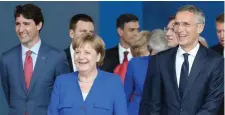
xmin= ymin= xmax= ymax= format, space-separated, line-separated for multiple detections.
xmin=164 ymin=27 xmax=174 ymax=33
xmin=173 ymin=22 xmax=199 ymax=31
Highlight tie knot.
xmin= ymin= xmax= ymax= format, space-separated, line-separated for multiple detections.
xmin=26 ymin=50 xmax=32 ymax=56
xmin=124 ymin=51 xmax=129 ymax=57
xmin=183 ymin=53 xmax=189 ymax=60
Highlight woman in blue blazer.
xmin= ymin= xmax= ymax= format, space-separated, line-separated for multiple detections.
xmin=48 ymin=33 xmax=128 ymax=115
xmin=124 ymin=30 xmax=169 ymax=115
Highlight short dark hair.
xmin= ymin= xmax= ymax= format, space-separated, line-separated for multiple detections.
xmin=169 ymin=15 xmax=175 ymax=22
xmin=216 ymin=13 xmax=224 ymax=23
xmin=69 ymin=14 xmax=94 ymax=30
xmin=116 ymin=13 xmax=139 ymax=29
xmin=14 ymin=4 xmax=44 ymax=29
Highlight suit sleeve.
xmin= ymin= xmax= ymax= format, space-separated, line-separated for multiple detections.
xmin=124 ymin=60 xmax=134 ymax=104
xmin=0 ymin=56 xmax=10 ymax=104
xmin=139 ymin=55 xmax=162 ymax=115
xmin=55 ymin=51 xmax=70 ymax=77
xmin=113 ymin=76 xmax=128 ymax=115
xmin=0 ymin=75 xmax=9 ymax=115
xmin=196 ymin=57 xmax=224 ymax=115
xmin=48 ymin=77 xmax=60 ymax=115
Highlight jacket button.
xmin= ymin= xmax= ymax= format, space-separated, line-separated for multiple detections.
xmin=82 ymin=106 xmax=85 ymax=110
xmin=180 ymin=108 xmax=183 ymax=111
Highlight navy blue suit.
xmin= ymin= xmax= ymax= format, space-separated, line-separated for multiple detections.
xmin=140 ymin=45 xmax=224 ymax=115
xmin=0 ymin=42 xmax=70 ymax=115
xmin=124 ymin=56 xmax=150 ymax=115
xmin=0 ymin=75 xmax=8 ymax=115
xmin=48 ymin=69 xmax=128 ymax=115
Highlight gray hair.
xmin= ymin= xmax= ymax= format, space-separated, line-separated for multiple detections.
xmin=199 ymin=36 xmax=208 ymax=47
xmin=148 ymin=29 xmax=169 ymax=54
xmin=177 ymin=5 xmax=205 ymax=24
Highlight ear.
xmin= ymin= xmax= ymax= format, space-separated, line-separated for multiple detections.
xmin=97 ymin=53 xmax=101 ymax=62
xmin=197 ymin=24 xmax=205 ymax=34
xmin=37 ymin=22 xmax=43 ymax=31
xmin=69 ymin=29 xmax=75 ymax=39
xmin=117 ymin=28 xmax=123 ymax=37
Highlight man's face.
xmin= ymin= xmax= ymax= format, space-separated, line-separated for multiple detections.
xmin=174 ymin=11 xmax=204 ymax=49
xmin=15 ymin=14 xmax=42 ymax=45
xmin=165 ymin=20 xmax=178 ymax=47
xmin=216 ymin=22 xmax=224 ymax=47
xmin=70 ymin=20 xmax=94 ymax=42
xmin=120 ymin=21 xmax=140 ymax=47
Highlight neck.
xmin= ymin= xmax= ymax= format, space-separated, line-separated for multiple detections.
xmin=78 ymin=68 xmax=98 ymax=83
xmin=23 ymin=36 xmax=39 ymax=49
xmin=120 ymin=39 xmax=129 ymax=49
xmin=181 ymin=40 xmax=198 ymax=52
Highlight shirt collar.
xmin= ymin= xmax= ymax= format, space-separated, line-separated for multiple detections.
xmin=70 ymin=43 xmax=74 ymax=55
xmin=177 ymin=43 xmax=200 ymax=57
xmin=21 ymin=39 xmax=41 ymax=55
xmin=118 ymin=43 xmax=131 ymax=53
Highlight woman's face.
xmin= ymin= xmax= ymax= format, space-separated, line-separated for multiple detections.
xmin=74 ymin=43 xmax=100 ymax=73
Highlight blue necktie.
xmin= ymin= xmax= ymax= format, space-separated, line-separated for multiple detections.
xmin=179 ymin=53 xmax=189 ymax=98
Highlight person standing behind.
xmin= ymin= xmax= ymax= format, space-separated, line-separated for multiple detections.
xmin=140 ymin=5 xmax=224 ymax=115
xmin=48 ymin=33 xmax=128 ymax=115
xmin=0 ymin=4 xmax=69 ymax=115
xmin=211 ymin=13 xmax=224 ymax=56
xmin=125 ymin=29 xmax=168 ymax=115
xmin=164 ymin=15 xmax=179 ymax=47
xmin=64 ymin=14 xmax=95 ymax=72
xmin=100 ymin=13 xmax=140 ymax=82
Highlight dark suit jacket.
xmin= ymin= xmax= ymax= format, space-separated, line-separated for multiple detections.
xmin=0 ymin=41 xmax=70 ymax=115
xmin=140 ymin=45 xmax=224 ymax=115
xmin=48 ymin=69 xmax=128 ymax=115
xmin=210 ymin=43 xmax=224 ymax=56
xmin=0 ymin=76 xmax=8 ymax=115
xmin=64 ymin=46 xmax=74 ymax=72
xmin=100 ymin=46 xmax=120 ymax=73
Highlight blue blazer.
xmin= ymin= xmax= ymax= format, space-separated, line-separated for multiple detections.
xmin=48 ymin=69 xmax=128 ymax=115
xmin=140 ymin=45 xmax=224 ymax=115
xmin=0 ymin=41 xmax=70 ymax=115
xmin=124 ymin=56 xmax=150 ymax=115
xmin=0 ymin=76 xmax=8 ymax=115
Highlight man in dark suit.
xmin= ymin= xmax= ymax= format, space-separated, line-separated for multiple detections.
xmin=0 ymin=4 xmax=69 ymax=115
xmin=0 ymin=76 xmax=8 ymax=115
xmin=211 ymin=13 xmax=224 ymax=56
xmin=100 ymin=13 xmax=140 ymax=73
xmin=140 ymin=5 xmax=224 ymax=115
xmin=210 ymin=12 xmax=224 ymax=115
xmin=64 ymin=14 xmax=94 ymax=72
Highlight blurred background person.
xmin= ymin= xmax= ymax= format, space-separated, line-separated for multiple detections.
xmin=64 ymin=14 xmax=95 ymax=72
xmin=211 ymin=13 xmax=224 ymax=56
xmin=100 ymin=13 xmax=140 ymax=83
xmin=199 ymin=36 xmax=208 ymax=47
xmin=164 ymin=15 xmax=178 ymax=47
xmin=48 ymin=33 xmax=128 ymax=115
xmin=124 ymin=29 xmax=169 ymax=115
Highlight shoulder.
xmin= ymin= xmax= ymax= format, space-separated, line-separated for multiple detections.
xmin=105 ymin=46 xmax=118 ymax=55
xmin=99 ymin=70 xmax=122 ymax=85
xmin=55 ymin=72 xmax=77 ymax=84
xmin=1 ymin=44 xmax=21 ymax=61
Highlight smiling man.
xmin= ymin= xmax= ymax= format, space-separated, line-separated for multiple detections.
xmin=0 ymin=4 xmax=69 ymax=115
xmin=140 ymin=5 xmax=224 ymax=115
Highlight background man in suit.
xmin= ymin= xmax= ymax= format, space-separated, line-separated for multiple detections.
xmin=64 ymin=14 xmax=95 ymax=72
xmin=100 ymin=13 xmax=140 ymax=73
xmin=0 ymin=76 xmax=8 ymax=115
xmin=211 ymin=13 xmax=224 ymax=56
xmin=140 ymin=5 xmax=224 ymax=115
xmin=0 ymin=4 xmax=69 ymax=115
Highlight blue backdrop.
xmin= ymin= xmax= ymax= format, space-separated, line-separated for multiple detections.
xmin=0 ymin=1 xmax=224 ymax=55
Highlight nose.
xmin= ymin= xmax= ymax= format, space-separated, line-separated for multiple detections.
xmin=18 ymin=24 xmax=25 ymax=33
xmin=221 ymin=31 xmax=224 ymax=39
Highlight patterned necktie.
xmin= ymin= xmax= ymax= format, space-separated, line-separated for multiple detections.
xmin=179 ymin=53 xmax=190 ymax=98
xmin=24 ymin=50 xmax=33 ymax=91
xmin=114 ymin=51 xmax=129 ymax=83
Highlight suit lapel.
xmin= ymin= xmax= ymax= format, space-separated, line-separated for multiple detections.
xmin=28 ymin=42 xmax=48 ymax=94
xmin=16 ymin=46 xmax=27 ymax=94
xmin=182 ymin=45 xmax=207 ymax=99
xmin=168 ymin=47 xmax=181 ymax=101
xmin=64 ymin=47 xmax=73 ymax=72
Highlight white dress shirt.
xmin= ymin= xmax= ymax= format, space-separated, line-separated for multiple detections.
xmin=118 ymin=43 xmax=133 ymax=64
xmin=70 ymin=44 xmax=77 ymax=72
xmin=22 ymin=39 xmax=41 ymax=70
xmin=175 ymin=43 xmax=200 ymax=87
xmin=82 ymin=92 xmax=89 ymax=101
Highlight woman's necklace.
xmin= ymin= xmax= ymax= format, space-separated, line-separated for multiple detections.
xmin=78 ymin=76 xmax=96 ymax=83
